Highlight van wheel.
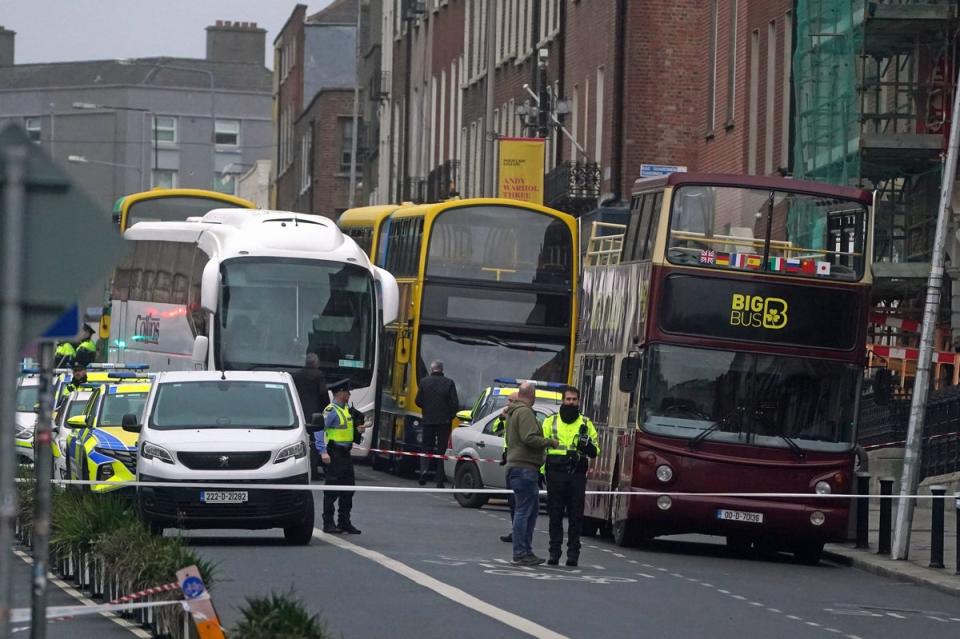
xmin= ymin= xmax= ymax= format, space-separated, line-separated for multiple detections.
xmin=793 ymin=541 xmax=824 ymax=565
xmin=454 ymin=463 xmax=488 ymax=508
xmin=283 ymin=498 xmax=316 ymax=545
xmin=613 ymin=518 xmax=644 ymax=547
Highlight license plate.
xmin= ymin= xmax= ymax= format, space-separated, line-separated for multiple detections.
xmin=200 ymin=490 xmax=248 ymax=504
xmin=716 ymin=509 xmax=763 ymax=524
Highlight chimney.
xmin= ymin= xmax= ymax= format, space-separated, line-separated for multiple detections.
xmin=205 ymin=20 xmax=266 ymax=65
xmin=0 ymin=26 xmax=14 ymax=66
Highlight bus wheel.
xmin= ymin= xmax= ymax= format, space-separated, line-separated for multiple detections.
xmin=453 ymin=463 xmax=488 ymax=509
xmin=613 ymin=518 xmax=643 ymax=547
xmin=371 ymin=454 xmax=389 ymax=472
xmin=793 ymin=542 xmax=824 ymax=565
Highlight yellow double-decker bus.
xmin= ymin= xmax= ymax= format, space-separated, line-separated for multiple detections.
xmin=113 ymin=188 xmax=255 ymax=232
xmin=342 ymin=198 xmax=578 ymax=471
xmin=338 ymin=204 xmax=408 ymax=261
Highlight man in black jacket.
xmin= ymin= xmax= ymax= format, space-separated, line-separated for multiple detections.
xmin=415 ymin=360 xmax=459 ymax=488
xmin=292 ymin=352 xmax=329 ymax=479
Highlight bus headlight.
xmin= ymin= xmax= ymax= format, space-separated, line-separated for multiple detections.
xmin=657 ymin=495 xmax=673 ymax=510
xmin=655 ymin=465 xmax=673 ymax=483
xmin=814 ymin=481 xmax=831 ymax=495
xmin=810 ymin=511 xmax=826 ymax=526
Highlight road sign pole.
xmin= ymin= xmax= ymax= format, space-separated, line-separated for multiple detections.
xmin=892 ymin=61 xmax=960 ymax=560
xmin=29 ymin=343 xmax=54 ymax=639
xmin=0 ymin=144 xmax=28 ymax=639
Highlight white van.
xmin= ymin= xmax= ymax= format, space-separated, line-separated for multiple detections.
xmin=126 ymin=370 xmax=314 ymax=544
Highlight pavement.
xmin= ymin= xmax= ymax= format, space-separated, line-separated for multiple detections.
xmin=826 ymin=498 xmax=960 ymax=597
xmin=175 ymin=466 xmax=960 ymax=639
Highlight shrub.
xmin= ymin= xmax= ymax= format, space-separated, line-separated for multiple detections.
xmin=232 ymin=592 xmax=332 ymax=639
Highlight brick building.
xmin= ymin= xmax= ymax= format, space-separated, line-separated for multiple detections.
xmin=273 ymin=0 xmax=362 ymax=217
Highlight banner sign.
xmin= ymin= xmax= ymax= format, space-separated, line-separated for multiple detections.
xmin=497 ymin=137 xmax=545 ymax=204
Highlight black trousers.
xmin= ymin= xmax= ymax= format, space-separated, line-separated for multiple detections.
xmin=546 ymin=469 xmax=587 ymax=559
xmin=323 ymin=445 xmax=355 ymax=525
xmin=419 ymin=423 xmax=450 ymax=480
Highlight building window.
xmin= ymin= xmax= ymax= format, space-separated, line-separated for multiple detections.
xmin=340 ymin=118 xmax=358 ymax=173
xmin=24 ymin=117 xmax=41 ymax=143
xmin=300 ymin=130 xmax=313 ymax=194
xmin=725 ymin=0 xmax=738 ymax=128
xmin=595 ymin=67 xmax=604 ymax=164
xmin=748 ymin=29 xmax=759 ymax=175
xmin=765 ymin=19 xmax=777 ymax=174
xmin=152 ymin=116 xmax=177 ymax=144
xmin=151 ymin=169 xmax=177 ymax=189
xmin=782 ymin=10 xmax=793 ymax=170
xmin=215 ymin=119 xmax=240 ymax=146
xmin=706 ymin=0 xmax=719 ymax=135
xmin=213 ymin=173 xmax=236 ymax=195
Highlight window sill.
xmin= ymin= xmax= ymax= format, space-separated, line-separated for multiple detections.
xmin=704 ymin=130 xmax=716 ymax=141
xmin=215 ymin=145 xmax=241 ymax=154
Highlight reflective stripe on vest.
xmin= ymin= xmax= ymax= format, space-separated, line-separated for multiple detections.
xmin=324 ymin=404 xmax=354 ymax=443
xmin=544 ymin=414 xmax=585 ymax=456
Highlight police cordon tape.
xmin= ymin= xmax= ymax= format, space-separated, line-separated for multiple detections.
xmin=355 ymin=445 xmax=504 ymax=463
xmin=11 ymin=599 xmax=185 ymax=625
xmin=43 ymin=478 xmax=955 ymax=499
xmin=861 ymin=429 xmax=960 ymax=451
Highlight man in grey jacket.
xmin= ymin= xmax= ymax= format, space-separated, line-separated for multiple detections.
xmin=505 ymin=381 xmax=558 ymax=566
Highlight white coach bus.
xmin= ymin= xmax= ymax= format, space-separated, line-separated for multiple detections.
xmin=107 ymin=209 xmax=399 ymax=431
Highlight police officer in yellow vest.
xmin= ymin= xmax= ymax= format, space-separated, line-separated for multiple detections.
xmin=74 ymin=325 xmax=97 ymax=366
xmin=318 ymin=380 xmax=368 ymax=534
xmin=542 ymin=385 xmax=599 ymax=567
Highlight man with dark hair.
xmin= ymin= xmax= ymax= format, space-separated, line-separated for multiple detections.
xmin=542 ymin=385 xmax=599 ymax=567
xmin=415 ymin=360 xmax=459 ymax=488
xmin=292 ymin=352 xmax=329 ymax=479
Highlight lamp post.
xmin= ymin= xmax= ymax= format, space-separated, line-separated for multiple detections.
xmin=71 ymin=102 xmax=151 ymax=190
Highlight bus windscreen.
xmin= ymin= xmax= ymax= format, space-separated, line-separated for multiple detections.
xmin=125 ymin=196 xmax=249 ymax=227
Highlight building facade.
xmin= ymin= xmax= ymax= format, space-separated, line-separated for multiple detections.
xmin=0 ymin=21 xmax=272 ymax=214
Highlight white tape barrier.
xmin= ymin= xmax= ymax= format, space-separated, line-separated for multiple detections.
xmin=37 ymin=478 xmax=958 ymax=499
xmin=11 ymin=599 xmax=184 ymax=624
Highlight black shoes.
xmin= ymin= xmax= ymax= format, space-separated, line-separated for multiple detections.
xmin=339 ymin=523 xmax=362 ymax=534
xmin=547 ymin=556 xmax=560 ymax=566
xmin=322 ymin=523 xmax=342 ymax=534
xmin=499 ymin=533 xmax=513 ymax=543
xmin=418 ymin=473 xmax=427 ymax=486
xmin=566 ymin=558 xmax=579 ymax=567
xmin=510 ymin=554 xmax=545 ymax=566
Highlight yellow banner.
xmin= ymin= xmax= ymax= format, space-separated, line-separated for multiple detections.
xmin=497 ymin=138 xmax=545 ymax=204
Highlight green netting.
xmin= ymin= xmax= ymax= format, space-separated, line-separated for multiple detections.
xmin=793 ymin=0 xmax=864 ymax=185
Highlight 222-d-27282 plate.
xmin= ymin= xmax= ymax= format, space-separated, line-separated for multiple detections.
xmin=200 ymin=490 xmax=249 ymax=504
xmin=716 ymin=509 xmax=763 ymax=524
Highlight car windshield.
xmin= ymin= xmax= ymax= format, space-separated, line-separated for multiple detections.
xmin=100 ymin=392 xmax=149 ymax=427
xmin=218 ymin=258 xmax=375 ymax=383
xmin=641 ymin=344 xmax=859 ymax=451
xmin=16 ymin=385 xmax=38 ymax=413
xmin=418 ymin=330 xmax=568 ymax=409
xmin=150 ymin=381 xmax=296 ymax=430
xmin=666 ymin=185 xmax=867 ymax=282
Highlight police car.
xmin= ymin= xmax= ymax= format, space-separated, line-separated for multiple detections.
xmin=53 ymin=388 xmax=94 ymax=479
xmin=445 ymin=378 xmax=562 ymax=508
xmin=130 ymin=371 xmax=314 ymax=544
xmin=66 ymin=375 xmax=152 ymax=493
xmin=14 ymin=374 xmax=40 ymax=462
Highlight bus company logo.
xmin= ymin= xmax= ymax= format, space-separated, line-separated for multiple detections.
xmin=729 ymin=294 xmax=788 ymax=330
xmin=134 ymin=313 xmax=161 ymax=344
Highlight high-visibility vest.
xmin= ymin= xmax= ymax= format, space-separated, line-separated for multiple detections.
xmin=542 ymin=413 xmax=599 ymax=457
xmin=75 ymin=339 xmax=96 ymax=365
xmin=323 ymin=403 xmax=354 ymax=444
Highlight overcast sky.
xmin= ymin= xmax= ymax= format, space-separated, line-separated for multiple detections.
xmin=0 ymin=0 xmax=335 ymax=68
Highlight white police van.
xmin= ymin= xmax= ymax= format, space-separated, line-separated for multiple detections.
xmin=126 ymin=370 xmax=314 ymax=544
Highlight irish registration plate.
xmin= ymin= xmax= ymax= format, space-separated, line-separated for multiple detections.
xmin=716 ymin=509 xmax=763 ymax=524
xmin=201 ymin=490 xmax=248 ymax=504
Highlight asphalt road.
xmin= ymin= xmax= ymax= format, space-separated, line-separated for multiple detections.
xmin=170 ymin=466 xmax=960 ymax=639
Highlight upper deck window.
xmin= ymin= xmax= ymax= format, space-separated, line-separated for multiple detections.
xmin=666 ymin=186 xmax=867 ymax=282
xmin=426 ymin=205 xmax=573 ymax=287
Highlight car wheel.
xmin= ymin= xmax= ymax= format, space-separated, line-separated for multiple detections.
xmin=793 ymin=541 xmax=824 ymax=565
xmin=612 ymin=518 xmax=644 ymax=547
xmin=453 ymin=462 xmax=488 ymax=509
xmin=283 ymin=497 xmax=316 ymax=545
xmin=144 ymin=518 xmax=165 ymax=536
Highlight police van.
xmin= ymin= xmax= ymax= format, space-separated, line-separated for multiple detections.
xmin=128 ymin=370 xmax=314 ymax=544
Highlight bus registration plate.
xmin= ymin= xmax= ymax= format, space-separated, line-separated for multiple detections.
xmin=201 ymin=491 xmax=248 ymax=504
xmin=716 ymin=509 xmax=763 ymax=524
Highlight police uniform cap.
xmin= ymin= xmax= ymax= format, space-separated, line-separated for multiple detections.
xmin=81 ymin=324 xmax=95 ymax=336
xmin=330 ymin=379 xmax=354 ymax=393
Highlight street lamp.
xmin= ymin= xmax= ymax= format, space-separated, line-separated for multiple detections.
xmin=71 ymin=101 xmax=152 ymax=190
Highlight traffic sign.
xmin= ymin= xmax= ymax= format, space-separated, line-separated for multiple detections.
xmin=40 ymin=304 xmax=80 ymax=340
xmin=0 ymin=124 xmax=126 ymax=346
xmin=640 ymin=163 xmax=687 ymax=178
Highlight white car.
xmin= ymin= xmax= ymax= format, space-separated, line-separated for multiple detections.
xmin=14 ymin=375 xmax=39 ymax=462
xmin=53 ymin=389 xmax=94 ymax=479
xmin=444 ymin=402 xmax=555 ymax=509
xmin=129 ymin=370 xmax=315 ymax=544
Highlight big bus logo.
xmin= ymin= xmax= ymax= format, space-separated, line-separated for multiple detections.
xmin=730 ymin=294 xmax=788 ymax=330
xmin=134 ymin=313 xmax=161 ymax=344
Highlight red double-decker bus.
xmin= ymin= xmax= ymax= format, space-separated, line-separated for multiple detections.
xmin=577 ymin=173 xmax=873 ymax=563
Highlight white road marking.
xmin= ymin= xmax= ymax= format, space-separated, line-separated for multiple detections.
xmin=13 ymin=549 xmax=150 ymax=638
xmin=717 ymin=589 xmax=730 ymax=595
xmin=825 ymin=629 xmax=841 ymax=634
xmin=315 ymin=530 xmax=570 ymax=639
xmin=731 ymin=595 xmax=747 ymax=601
xmin=885 ymin=612 xmax=906 ymax=619
xmin=786 ymin=615 xmax=802 ymax=621
xmin=926 ymin=616 xmax=949 ymax=623
xmin=612 ymin=553 xmax=625 ymax=558
xmin=700 ymin=583 xmax=714 ymax=588
xmin=805 ymin=621 xmax=821 ymax=627
xmin=670 ymin=573 xmax=684 ymax=578
xmin=636 ymin=573 xmax=656 ymax=579
xmin=749 ymin=602 xmax=764 ymax=607
xmin=767 ymin=608 xmax=782 ymax=614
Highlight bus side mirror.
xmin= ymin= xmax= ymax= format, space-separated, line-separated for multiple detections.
xmin=200 ymin=259 xmax=221 ymax=314
xmin=191 ymin=336 xmax=209 ymax=369
xmin=121 ymin=413 xmax=140 ymax=433
xmin=375 ymin=267 xmax=399 ymax=325
xmin=873 ymin=368 xmax=894 ymax=406
xmin=619 ymin=355 xmax=642 ymax=393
